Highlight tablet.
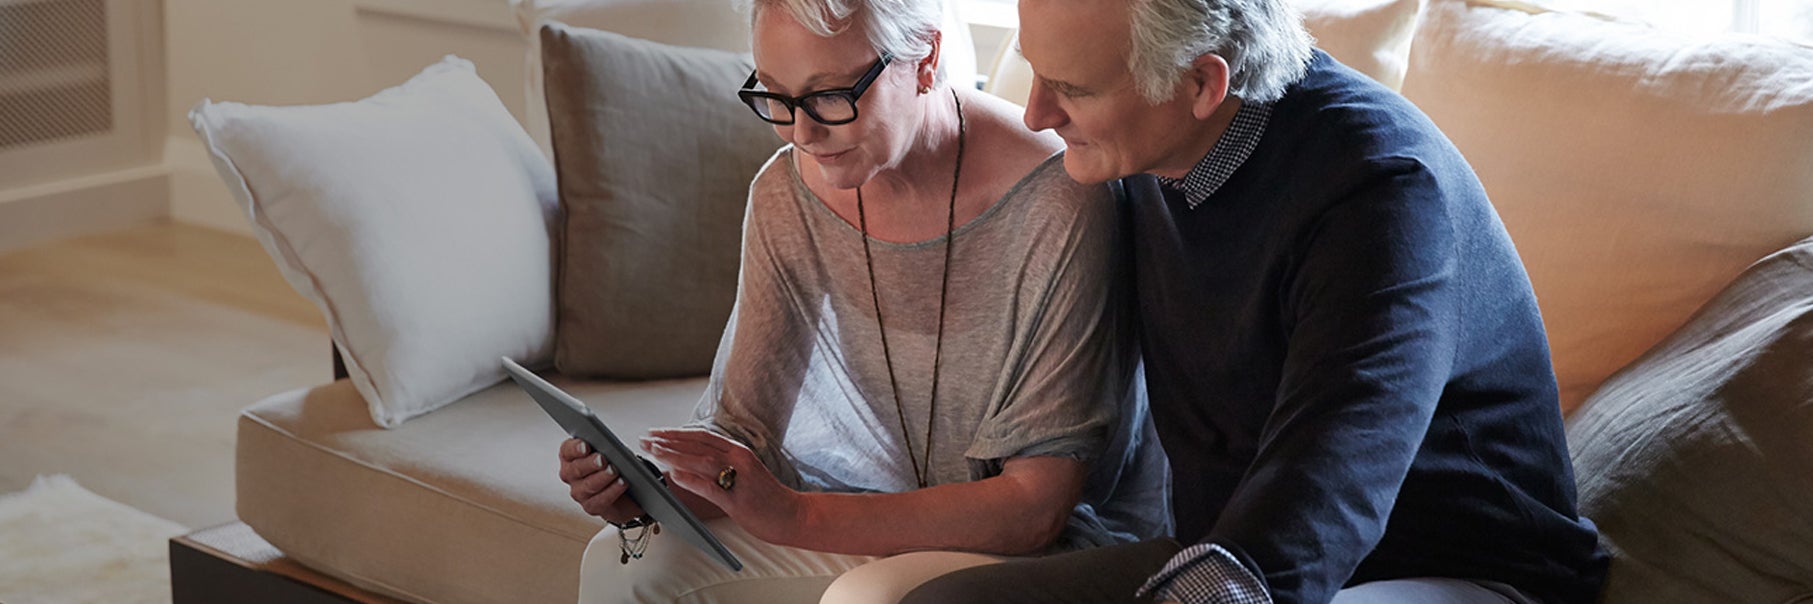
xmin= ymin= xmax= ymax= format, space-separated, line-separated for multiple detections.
xmin=502 ymin=357 xmax=743 ymax=571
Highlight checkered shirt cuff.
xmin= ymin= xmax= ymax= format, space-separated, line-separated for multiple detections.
xmin=1136 ymin=543 xmax=1270 ymax=604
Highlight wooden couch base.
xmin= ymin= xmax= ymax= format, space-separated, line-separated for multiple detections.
xmin=169 ymin=522 xmax=404 ymax=604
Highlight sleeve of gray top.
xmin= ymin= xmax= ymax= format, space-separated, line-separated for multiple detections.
xmin=688 ymin=159 xmax=814 ymax=490
xmin=963 ymin=174 xmax=1131 ymax=468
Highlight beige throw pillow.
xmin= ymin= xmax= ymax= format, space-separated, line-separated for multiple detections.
xmin=540 ymin=24 xmax=785 ymax=378
xmin=1568 ymin=236 xmax=1813 ymax=603
xmin=1401 ymin=0 xmax=1813 ymax=413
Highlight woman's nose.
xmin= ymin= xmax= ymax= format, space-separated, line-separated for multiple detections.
xmin=785 ymin=116 xmax=829 ymax=145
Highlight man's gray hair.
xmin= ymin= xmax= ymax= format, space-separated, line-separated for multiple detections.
xmin=1127 ymin=0 xmax=1314 ymax=104
xmin=745 ymin=0 xmax=946 ymax=85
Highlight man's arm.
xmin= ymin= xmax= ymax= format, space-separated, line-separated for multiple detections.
xmin=1155 ymin=164 xmax=1463 ymax=603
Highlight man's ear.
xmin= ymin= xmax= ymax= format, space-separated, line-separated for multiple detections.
xmin=918 ymin=30 xmax=943 ymax=92
xmin=1186 ymin=53 xmax=1231 ymax=120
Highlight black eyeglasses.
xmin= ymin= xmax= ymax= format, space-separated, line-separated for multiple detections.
xmin=738 ymin=53 xmax=893 ymax=126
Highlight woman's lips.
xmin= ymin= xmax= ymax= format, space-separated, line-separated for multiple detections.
xmin=807 ymin=148 xmax=850 ymax=164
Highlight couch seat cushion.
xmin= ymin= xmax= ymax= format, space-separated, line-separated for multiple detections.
xmin=236 ymin=374 xmax=706 ymax=604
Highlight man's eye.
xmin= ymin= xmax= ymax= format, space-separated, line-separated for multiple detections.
xmin=1044 ymin=81 xmax=1088 ymax=99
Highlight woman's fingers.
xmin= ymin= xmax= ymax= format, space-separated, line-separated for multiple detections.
xmin=569 ymin=458 xmax=619 ymax=499
xmin=559 ymin=438 xmax=591 ymax=462
xmin=665 ymin=468 xmax=715 ymax=500
xmin=578 ymin=473 xmax=626 ymax=515
xmin=641 ymin=434 xmax=721 ymax=459
xmin=641 ymin=438 xmax=721 ymax=479
xmin=580 ymin=474 xmax=643 ymax=520
xmin=558 ymin=438 xmax=654 ymax=523
xmin=645 ymin=428 xmax=736 ymax=454
xmin=559 ymin=451 xmax=610 ymax=483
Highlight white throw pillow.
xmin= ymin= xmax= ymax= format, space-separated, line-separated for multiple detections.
xmin=984 ymin=0 xmax=1424 ymax=106
xmin=190 ymin=56 xmax=559 ymax=428
xmin=1401 ymin=0 xmax=1813 ymax=413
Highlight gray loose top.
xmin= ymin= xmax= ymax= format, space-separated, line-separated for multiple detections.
xmin=693 ymin=147 xmax=1171 ymax=549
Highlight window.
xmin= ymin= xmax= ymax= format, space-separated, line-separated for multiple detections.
xmin=1543 ymin=0 xmax=1813 ymax=42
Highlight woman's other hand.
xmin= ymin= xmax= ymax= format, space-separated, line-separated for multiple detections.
xmin=557 ymin=438 xmax=647 ymax=525
xmin=642 ymin=428 xmax=803 ymax=542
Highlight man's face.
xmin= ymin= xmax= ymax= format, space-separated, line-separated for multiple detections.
xmin=1018 ymin=0 xmax=1203 ymax=183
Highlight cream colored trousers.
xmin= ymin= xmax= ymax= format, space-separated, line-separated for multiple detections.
xmin=578 ymin=518 xmax=1006 ymax=604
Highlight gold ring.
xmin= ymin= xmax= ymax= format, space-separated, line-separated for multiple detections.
xmin=716 ymin=466 xmax=737 ymax=491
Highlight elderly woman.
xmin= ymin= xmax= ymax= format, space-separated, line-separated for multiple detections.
xmin=556 ymin=0 xmax=1169 ymax=600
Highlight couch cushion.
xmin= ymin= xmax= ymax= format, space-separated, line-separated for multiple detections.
xmin=1297 ymin=0 xmax=1424 ymax=90
xmin=1567 ymin=236 xmax=1813 ymax=603
xmin=1400 ymin=0 xmax=1813 ymax=413
xmin=540 ymin=23 xmax=785 ymax=379
xmin=984 ymin=0 xmax=1424 ymax=106
xmin=237 ymin=375 xmax=706 ymax=604
xmin=511 ymin=0 xmax=755 ymax=158
xmin=189 ymin=57 xmax=560 ymax=428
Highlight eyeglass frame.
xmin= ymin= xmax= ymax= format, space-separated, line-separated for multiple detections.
xmin=737 ymin=52 xmax=894 ymax=126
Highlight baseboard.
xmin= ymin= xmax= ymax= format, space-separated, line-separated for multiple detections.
xmin=0 ymin=165 xmax=170 ymax=255
xmin=0 ymin=133 xmax=257 ymax=254
xmin=165 ymin=135 xmax=252 ymax=236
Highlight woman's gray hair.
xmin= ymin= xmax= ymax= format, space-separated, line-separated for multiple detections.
xmin=1127 ymin=0 xmax=1314 ymax=104
xmin=743 ymin=0 xmax=947 ymax=85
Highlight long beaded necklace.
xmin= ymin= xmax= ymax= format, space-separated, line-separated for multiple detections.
xmin=854 ymin=89 xmax=965 ymax=490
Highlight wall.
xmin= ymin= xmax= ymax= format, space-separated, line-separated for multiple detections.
xmin=0 ymin=0 xmax=1016 ymax=240
xmin=0 ymin=0 xmax=1015 ymax=248
xmin=162 ymin=0 xmax=531 ymax=234
xmin=0 ymin=0 xmax=167 ymax=254
xmin=162 ymin=0 xmax=1014 ymax=235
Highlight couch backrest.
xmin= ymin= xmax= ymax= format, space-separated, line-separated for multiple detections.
xmin=513 ymin=0 xmax=1813 ymax=416
xmin=1401 ymin=0 xmax=1813 ymax=413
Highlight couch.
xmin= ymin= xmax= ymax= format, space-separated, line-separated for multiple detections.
xmin=198 ymin=0 xmax=1813 ymax=602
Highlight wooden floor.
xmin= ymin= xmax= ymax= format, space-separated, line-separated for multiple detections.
xmin=0 ymin=221 xmax=329 ymax=528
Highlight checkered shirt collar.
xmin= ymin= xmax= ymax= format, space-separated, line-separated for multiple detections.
xmin=1156 ymin=100 xmax=1272 ymax=209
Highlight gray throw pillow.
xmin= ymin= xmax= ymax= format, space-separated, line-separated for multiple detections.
xmin=1568 ymin=235 xmax=1813 ymax=603
xmin=540 ymin=23 xmax=784 ymax=378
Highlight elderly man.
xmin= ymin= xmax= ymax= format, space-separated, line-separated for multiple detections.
xmin=901 ymin=0 xmax=1609 ymax=602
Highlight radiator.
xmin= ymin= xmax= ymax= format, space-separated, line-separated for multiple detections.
xmin=0 ymin=0 xmax=112 ymax=151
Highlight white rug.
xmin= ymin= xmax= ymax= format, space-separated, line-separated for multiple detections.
xmin=0 ymin=475 xmax=188 ymax=604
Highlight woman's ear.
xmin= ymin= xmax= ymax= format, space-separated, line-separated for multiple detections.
xmin=1186 ymin=53 xmax=1231 ymax=120
xmin=917 ymin=30 xmax=943 ymax=93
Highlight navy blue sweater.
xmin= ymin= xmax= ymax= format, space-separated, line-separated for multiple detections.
xmin=1127 ymin=52 xmax=1608 ymax=603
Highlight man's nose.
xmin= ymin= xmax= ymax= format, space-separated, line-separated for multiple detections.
xmin=1023 ymin=82 xmax=1067 ymax=132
